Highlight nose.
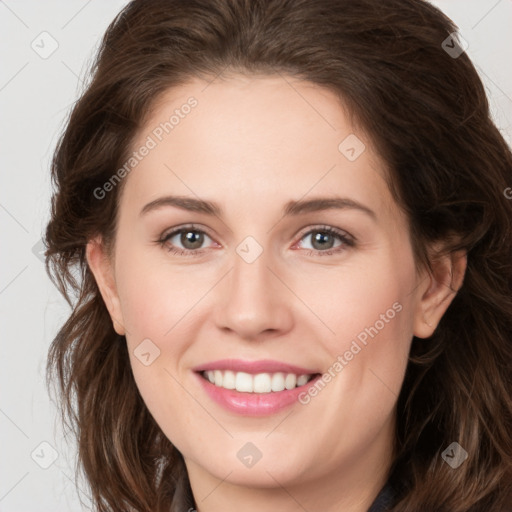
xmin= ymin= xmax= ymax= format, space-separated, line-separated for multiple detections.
xmin=213 ymin=245 xmax=294 ymax=341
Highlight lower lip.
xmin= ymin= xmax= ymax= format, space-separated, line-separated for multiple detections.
xmin=194 ymin=372 xmax=321 ymax=416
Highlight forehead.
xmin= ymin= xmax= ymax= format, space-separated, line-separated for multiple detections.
xmin=122 ymin=74 xmax=396 ymax=221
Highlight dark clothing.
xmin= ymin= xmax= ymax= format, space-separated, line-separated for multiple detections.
xmin=367 ymin=482 xmax=396 ymax=512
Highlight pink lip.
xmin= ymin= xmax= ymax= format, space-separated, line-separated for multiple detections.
xmin=192 ymin=358 xmax=318 ymax=375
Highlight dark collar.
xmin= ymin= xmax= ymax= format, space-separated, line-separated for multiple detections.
xmin=367 ymin=481 xmax=396 ymax=512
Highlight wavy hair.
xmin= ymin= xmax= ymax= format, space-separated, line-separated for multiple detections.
xmin=45 ymin=0 xmax=512 ymax=510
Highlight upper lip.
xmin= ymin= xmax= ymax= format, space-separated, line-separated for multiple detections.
xmin=192 ymin=359 xmax=319 ymax=375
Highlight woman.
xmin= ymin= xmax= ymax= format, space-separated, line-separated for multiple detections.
xmin=44 ymin=0 xmax=512 ymax=510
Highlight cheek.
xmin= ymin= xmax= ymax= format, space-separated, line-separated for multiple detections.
xmin=307 ymin=252 xmax=415 ymax=351
xmin=114 ymin=239 xmax=194 ymax=341
xmin=303 ymin=247 xmax=416 ymax=412
xmin=114 ymin=246 xmax=201 ymax=449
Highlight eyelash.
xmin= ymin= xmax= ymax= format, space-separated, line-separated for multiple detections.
xmin=156 ymin=223 xmax=355 ymax=258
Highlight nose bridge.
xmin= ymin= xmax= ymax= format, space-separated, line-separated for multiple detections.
xmin=232 ymin=239 xmax=273 ymax=298
xmin=214 ymin=235 xmax=293 ymax=338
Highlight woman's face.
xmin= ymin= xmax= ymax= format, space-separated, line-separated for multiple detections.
xmin=87 ymin=74 xmax=459 ymax=505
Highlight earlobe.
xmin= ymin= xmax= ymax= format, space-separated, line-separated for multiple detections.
xmin=85 ymin=237 xmax=126 ymax=336
xmin=413 ymin=249 xmax=467 ymax=339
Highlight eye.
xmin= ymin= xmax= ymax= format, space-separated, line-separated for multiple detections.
xmin=294 ymin=225 xmax=354 ymax=256
xmin=157 ymin=224 xmax=216 ymax=257
xmin=157 ymin=224 xmax=354 ymax=258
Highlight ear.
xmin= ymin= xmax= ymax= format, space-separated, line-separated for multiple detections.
xmin=86 ymin=236 xmax=126 ymax=336
xmin=413 ymin=247 xmax=467 ymax=339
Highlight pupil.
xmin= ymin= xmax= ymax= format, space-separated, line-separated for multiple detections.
xmin=313 ymin=231 xmax=333 ymax=250
xmin=182 ymin=231 xmax=203 ymax=249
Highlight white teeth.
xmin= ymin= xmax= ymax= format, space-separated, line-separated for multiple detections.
xmin=203 ymin=370 xmax=314 ymax=393
xmin=297 ymin=374 xmax=309 ymax=386
xmin=271 ymin=372 xmax=286 ymax=392
xmin=223 ymin=370 xmax=236 ymax=389
xmin=253 ymin=373 xmax=272 ymax=393
xmin=285 ymin=374 xmax=297 ymax=390
xmin=235 ymin=372 xmax=253 ymax=392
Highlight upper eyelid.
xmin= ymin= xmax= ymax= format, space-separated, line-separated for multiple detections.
xmin=160 ymin=224 xmax=215 ymax=241
xmin=296 ymin=224 xmax=352 ymax=240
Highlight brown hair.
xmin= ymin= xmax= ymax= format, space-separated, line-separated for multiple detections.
xmin=44 ymin=0 xmax=512 ymax=510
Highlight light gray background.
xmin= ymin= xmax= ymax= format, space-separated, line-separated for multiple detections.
xmin=1 ymin=1 xmax=511 ymax=510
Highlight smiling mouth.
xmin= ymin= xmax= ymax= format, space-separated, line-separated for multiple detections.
xmin=199 ymin=370 xmax=319 ymax=393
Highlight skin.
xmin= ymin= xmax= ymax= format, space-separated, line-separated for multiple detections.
xmin=86 ymin=74 xmax=467 ymax=512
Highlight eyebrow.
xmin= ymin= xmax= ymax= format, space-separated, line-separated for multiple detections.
xmin=140 ymin=195 xmax=376 ymax=220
